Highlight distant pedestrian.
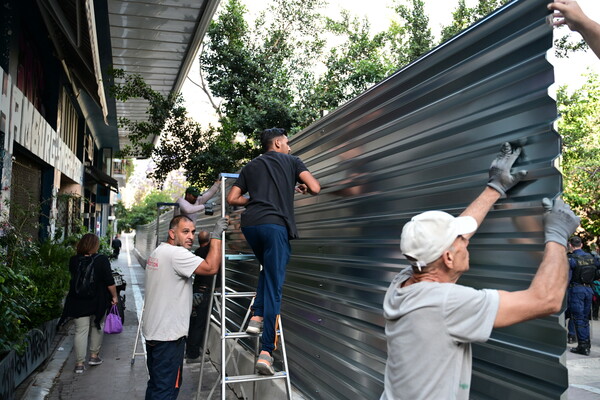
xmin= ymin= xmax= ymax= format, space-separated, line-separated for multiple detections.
xmin=143 ymin=216 xmax=228 ymax=399
xmin=59 ymin=233 xmax=118 ymax=374
xmin=567 ymin=236 xmax=600 ymax=355
xmin=175 ymin=180 xmax=221 ymax=224
xmin=111 ymin=234 xmax=122 ymax=259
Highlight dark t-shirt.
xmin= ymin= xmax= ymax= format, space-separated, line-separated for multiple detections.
xmin=193 ymin=245 xmax=214 ymax=289
xmin=63 ymin=254 xmax=115 ymax=325
xmin=233 ymin=151 xmax=308 ymax=239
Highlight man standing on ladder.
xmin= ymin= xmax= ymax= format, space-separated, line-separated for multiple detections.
xmin=227 ymin=128 xmax=321 ymax=375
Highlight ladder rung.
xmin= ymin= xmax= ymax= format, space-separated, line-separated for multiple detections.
xmin=224 ymin=330 xmax=281 ymax=339
xmin=225 ymin=254 xmax=256 ymax=261
xmin=214 ymin=291 xmax=256 ymax=298
xmin=224 ymin=372 xmax=287 ymax=383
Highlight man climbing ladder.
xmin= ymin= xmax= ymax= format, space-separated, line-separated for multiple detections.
xmin=226 ymin=128 xmax=320 ymax=374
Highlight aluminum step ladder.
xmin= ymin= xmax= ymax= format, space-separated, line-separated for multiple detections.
xmin=196 ymin=173 xmax=292 ymax=400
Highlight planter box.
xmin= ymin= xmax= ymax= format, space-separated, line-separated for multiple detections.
xmin=0 ymin=319 xmax=58 ymax=400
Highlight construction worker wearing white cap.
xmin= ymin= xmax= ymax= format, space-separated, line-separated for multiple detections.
xmin=381 ymin=143 xmax=580 ymax=400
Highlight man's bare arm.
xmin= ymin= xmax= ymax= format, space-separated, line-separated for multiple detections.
xmin=194 ymin=238 xmax=222 ymax=275
xmin=298 ymin=171 xmax=321 ymax=195
xmin=548 ymin=1 xmax=600 ymax=60
xmin=227 ymin=186 xmax=249 ymax=206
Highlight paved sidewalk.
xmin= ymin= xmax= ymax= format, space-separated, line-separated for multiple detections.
xmin=17 ymin=233 xmax=238 ymax=400
xmin=567 ymin=318 xmax=600 ymax=399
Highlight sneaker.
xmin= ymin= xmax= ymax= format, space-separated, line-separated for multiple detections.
xmin=88 ymin=356 xmax=103 ymax=366
xmin=74 ymin=364 xmax=85 ymax=374
xmin=186 ymin=356 xmax=203 ymax=364
xmin=246 ymin=319 xmax=263 ymax=334
xmin=256 ymin=353 xmax=274 ymax=375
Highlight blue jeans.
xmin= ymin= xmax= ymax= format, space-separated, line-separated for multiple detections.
xmin=145 ymin=337 xmax=186 ymax=400
xmin=568 ymin=285 xmax=593 ymax=342
xmin=242 ymin=224 xmax=291 ymax=354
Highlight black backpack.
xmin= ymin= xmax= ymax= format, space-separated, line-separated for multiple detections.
xmin=571 ymin=253 xmax=598 ymax=285
xmin=74 ymin=255 xmax=98 ymax=298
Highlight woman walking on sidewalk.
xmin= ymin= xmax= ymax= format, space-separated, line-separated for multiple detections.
xmin=59 ymin=233 xmax=118 ymax=373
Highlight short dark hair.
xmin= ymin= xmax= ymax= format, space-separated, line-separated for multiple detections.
xmin=569 ymin=236 xmax=583 ymax=247
xmin=77 ymin=233 xmax=100 ymax=255
xmin=260 ymin=128 xmax=287 ymax=152
xmin=170 ymin=215 xmax=193 ymax=230
xmin=198 ymin=230 xmax=210 ymax=245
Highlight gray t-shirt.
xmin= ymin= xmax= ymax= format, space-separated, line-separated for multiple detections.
xmin=381 ymin=268 xmax=499 ymax=400
xmin=143 ymin=243 xmax=203 ymax=341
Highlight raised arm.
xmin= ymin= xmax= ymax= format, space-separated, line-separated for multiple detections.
xmin=548 ymin=0 xmax=600 ymax=60
xmin=197 ymin=179 xmax=221 ymax=205
xmin=194 ymin=218 xmax=228 ymax=275
xmin=177 ymin=197 xmax=207 ymax=214
xmin=494 ymin=198 xmax=580 ymax=328
xmin=296 ymin=171 xmax=321 ymax=195
xmin=227 ymin=185 xmax=249 ymax=206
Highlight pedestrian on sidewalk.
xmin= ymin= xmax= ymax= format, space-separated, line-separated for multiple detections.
xmin=567 ymin=235 xmax=600 ymax=355
xmin=59 ymin=233 xmax=118 ymax=374
xmin=380 ymin=143 xmax=580 ymax=400
xmin=226 ymin=127 xmax=321 ymax=375
xmin=111 ymin=233 xmax=122 ymax=259
xmin=143 ymin=215 xmax=228 ymax=400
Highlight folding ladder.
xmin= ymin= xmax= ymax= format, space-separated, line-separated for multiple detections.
xmin=196 ymin=173 xmax=293 ymax=400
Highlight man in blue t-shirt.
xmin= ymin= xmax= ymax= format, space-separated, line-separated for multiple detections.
xmin=227 ymin=128 xmax=320 ymax=375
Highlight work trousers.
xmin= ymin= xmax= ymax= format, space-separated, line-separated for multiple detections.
xmin=186 ymin=282 xmax=214 ymax=359
xmin=242 ymin=224 xmax=291 ymax=354
xmin=568 ymin=285 xmax=593 ymax=342
xmin=145 ymin=337 xmax=186 ymax=400
xmin=73 ymin=315 xmax=104 ymax=364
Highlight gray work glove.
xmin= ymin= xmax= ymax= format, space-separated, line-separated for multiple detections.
xmin=542 ymin=197 xmax=580 ymax=247
xmin=192 ymin=292 xmax=204 ymax=307
xmin=487 ymin=142 xmax=528 ymax=197
xmin=209 ymin=217 xmax=228 ymax=240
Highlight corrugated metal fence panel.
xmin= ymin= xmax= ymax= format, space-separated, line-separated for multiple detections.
xmin=224 ymin=0 xmax=565 ymax=399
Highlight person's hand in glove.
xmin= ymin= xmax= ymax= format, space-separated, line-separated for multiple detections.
xmin=487 ymin=142 xmax=528 ymax=198
xmin=210 ymin=217 xmax=229 ymax=240
xmin=193 ymin=292 xmax=204 ymax=307
xmin=542 ymin=197 xmax=580 ymax=247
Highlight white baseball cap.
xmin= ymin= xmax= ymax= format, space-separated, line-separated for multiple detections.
xmin=400 ymin=211 xmax=477 ymax=270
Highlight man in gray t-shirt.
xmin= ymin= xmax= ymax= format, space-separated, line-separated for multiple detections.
xmin=143 ymin=215 xmax=228 ymax=400
xmin=381 ymin=143 xmax=580 ymax=400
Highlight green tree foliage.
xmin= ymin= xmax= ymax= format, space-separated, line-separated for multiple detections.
xmin=440 ymin=0 xmax=508 ymax=43
xmin=557 ymin=74 xmax=600 ymax=238
xmin=110 ymin=69 xmax=184 ymax=159
xmin=115 ymin=191 xmax=173 ymax=232
xmin=115 ymin=0 xmax=514 ymax=188
xmin=393 ymin=0 xmax=434 ymax=62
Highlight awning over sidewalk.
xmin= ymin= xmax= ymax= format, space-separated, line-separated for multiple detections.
xmin=84 ymin=165 xmax=119 ymax=192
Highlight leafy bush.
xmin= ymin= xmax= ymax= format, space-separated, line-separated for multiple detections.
xmin=25 ymin=240 xmax=73 ymax=329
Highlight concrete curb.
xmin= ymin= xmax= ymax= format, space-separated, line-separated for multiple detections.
xmin=18 ymin=329 xmax=74 ymax=400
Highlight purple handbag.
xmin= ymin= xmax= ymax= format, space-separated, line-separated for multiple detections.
xmin=104 ymin=304 xmax=123 ymax=334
